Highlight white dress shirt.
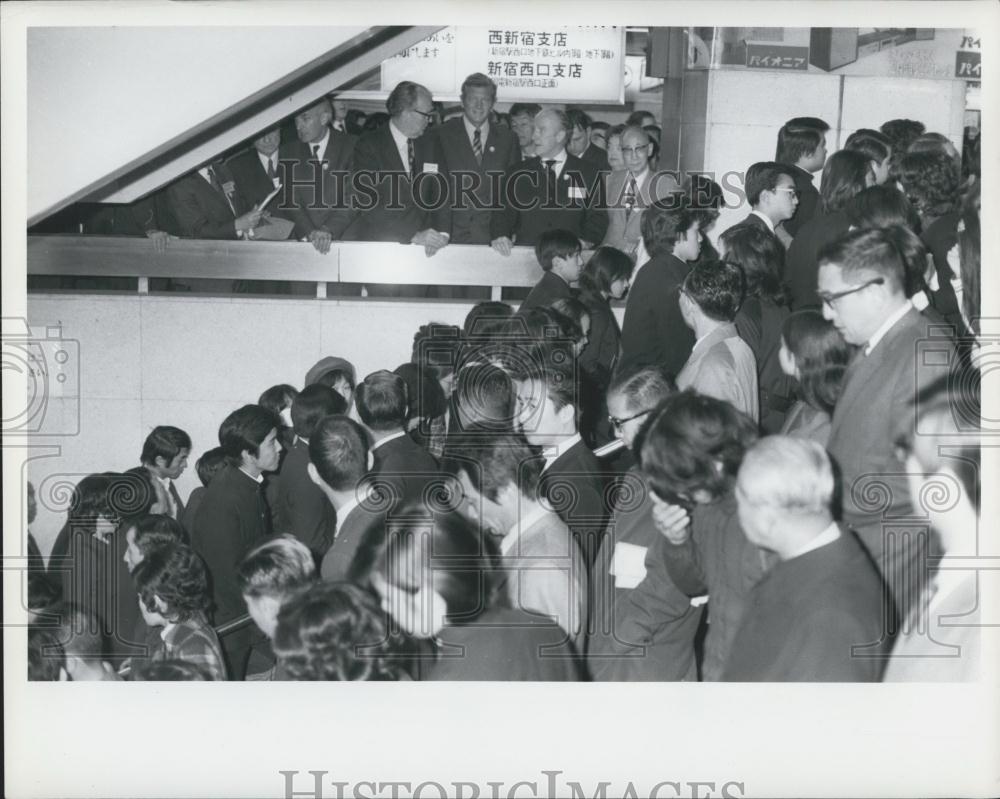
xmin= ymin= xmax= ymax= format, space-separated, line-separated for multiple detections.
xmin=541 ymin=432 xmax=582 ymax=473
xmin=389 ymin=120 xmax=412 ymax=172
xmin=463 ymin=116 xmax=490 ymax=150
xmin=750 ymin=209 xmax=776 ymax=233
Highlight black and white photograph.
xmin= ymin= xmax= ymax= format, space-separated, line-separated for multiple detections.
xmin=3 ymin=1 xmax=997 ymax=797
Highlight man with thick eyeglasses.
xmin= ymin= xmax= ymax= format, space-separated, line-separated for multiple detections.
xmin=728 ymin=161 xmax=799 ymax=246
xmin=601 ymin=125 xmax=681 ymax=259
xmin=817 ymin=227 xmax=955 ymax=621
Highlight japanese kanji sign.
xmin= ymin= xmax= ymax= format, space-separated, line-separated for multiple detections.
xmin=380 ymin=26 xmax=626 ymax=103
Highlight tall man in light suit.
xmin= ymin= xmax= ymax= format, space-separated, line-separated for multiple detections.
xmin=818 ymin=227 xmax=954 ymax=622
xmin=601 ymin=126 xmax=680 ymax=259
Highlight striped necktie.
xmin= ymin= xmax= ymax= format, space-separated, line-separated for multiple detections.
xmin=472 ymin=127 xmax=483 ymax=163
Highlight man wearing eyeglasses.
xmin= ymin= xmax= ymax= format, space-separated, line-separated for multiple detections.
xmin=728 ymin=162 xmax=798 ymax=245
xmin=818 ymin=227 xmax=955 ymax=621
xmin=341 ymin=81 xmax=450 ymax=256
xmin=601 ymin=126 xmax=681 ymax=259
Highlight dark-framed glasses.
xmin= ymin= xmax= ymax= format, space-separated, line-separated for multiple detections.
xmin=608 ymin=409 xmax=651 ymax=429
xmin=817 ymin=277 xmax=885 ymax=308
xmin=411 ymin=108 xmax=435 ymax=120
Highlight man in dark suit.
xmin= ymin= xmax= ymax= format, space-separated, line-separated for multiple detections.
xmin=353 ymin=370 xmax=438 ymax=509
xmin=228 ymin=127 xmax=283 ymax=211
xmin=724 ymin=437 xmax=886 ymax=681
xmin=519 ymin=229 xmax=581 ymax=313
xmin=279 ymin=99 xmax=356 ymax=253
xmin=775 ymin=118 xmax=829 ymax=238
xmin=341 ymin=81 xmax=450 ymax=254
xmin=139 ymin=425 xmax=191 ymax=521
xmin=190 ymin=405 xmax=282 ymax=679
xmin=307 ymin=415 xmax=387 ymax=582
xmin=490 ymin=108 xmax=607 ymax=254
xmin=432 ymin=72 xmax=519 ymax=245
xmin=271 ymin=385 xmax=346 ymax=559
xmin=818 ymin=227 xmax=954 ymax=621
xmin=618 ymin=203 xmax=702 ymax=379
xmin=567 ymin=108 xmax=611 ymax=172
xmin=513 ymin=361 xmax=609 ymax=567
xmin=167 ymin=159 xmax=262 ymax=240
xmin=726 ymin=161 xmax=798 ymax=243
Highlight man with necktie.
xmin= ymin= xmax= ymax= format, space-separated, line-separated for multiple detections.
xmin=167 ymin=158 xmax=262 ymax=240
xmin=601 ymin=125 xmax=681 ymax=259
xmin=491 ymin=108 xmax=607 ymax=254
xmin=280 ymin=98 xmax=356 ymax=253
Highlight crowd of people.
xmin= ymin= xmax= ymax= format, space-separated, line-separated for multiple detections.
xmin=26 ymin=72 xmax=984 ymax=683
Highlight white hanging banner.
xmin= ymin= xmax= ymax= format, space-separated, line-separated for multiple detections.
xmin=377 ymin=26 xmax=626 ymax=104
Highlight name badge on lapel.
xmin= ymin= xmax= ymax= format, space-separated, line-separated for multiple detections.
xmin=423 ymin=162 xmax=439 ymax=174
xmin=568 ymin=186 xmax=586 ymax=200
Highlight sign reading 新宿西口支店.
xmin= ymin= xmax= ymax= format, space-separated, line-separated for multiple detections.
xmin=369 ymin=26 xmax=625 ymax=104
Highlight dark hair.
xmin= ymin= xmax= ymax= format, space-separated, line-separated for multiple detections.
xmin=354 ymin=370 xmax=409 ymax=431
xmin=566 ymin=107 xmax=592 ymax=132
xmin=133 ymin=660 xmax=210 ymax=681
xmin=386 ymin=80 xmax=429 ymax=117
xmin=776 ymin=123 xmax=826 ymax=164
xmin=237 ymin=534 xmax=317 ymax=600
xmin=28 ymin=625 xmax=65 ymax=680
xmin=273 ymin=581 xmax=410 ymax=681
xmin=549 ymin=297 xmax=590 ymax=340
xmin=133 ymin=543 xmax=211 ymax=623
xmin=681 ymin=259 xmax=746 ymax=323
xmin=451 ymin=363 xmax=515 ymax=433
xmin=607 ymin=123 xmax=626 ymax=141
xmin=781 ymin=310 xmax=851 ymax=414
xmin=881 ymin=118 xmax=926 ymax=175
xmin=258 ymin=385 xmax=298 ymax=419
xmin=116 ymin=468 xmax=166 ymax=524
xmin=393 ymin=362 xmax=447 ymax=421
xmin=817 ymin=226 xmax=909 ymax=294
xmin=744 ymin=162 xmax=794 ymax=206
xmin=508 ymin=102 xmax=541 ymax=119
xmin=441 ymin=432 xmax=543 ymax=503
xmin=591 ymin=120 xmax=610 ymax=134
xmin=195 ymin=446 xmax=227 ymax=486
xmin=534 ymin=229 xmax=581 ymax=271
xmin=140 ymin=426 xmax=192 ymax=467
xmin=412 ymin=323 xmax=462 ymax=379
xmin=368 ymin=509 xmax=504 ymax=626
xmin=462 ymin=302 xmax=514 ymax=338
xmin=309 ymin=415 xmax=369 ymax=492
xmin=607 ymin=366 xmax=677 ymax=412
xmin=845 ymin=185 xmax=920 ymax=232
xmin=844 ymin=129 xmax=890 ymax=166
xmin=641 ymin=203 xmax=699 ymax=259
xmin=65 ymin=472 xmax=152 ymax=534
xmin=578 ymin=246 xmax=633 ymax=305
xmin=218 ymin=405 xmax=280 ymax=465
xmin=958 ymin=179 xmax=980 ymax=332
xmin=291 ymin=384 xmax=346 ymax=439
xmin=363 ymin=112 xmax=390 ymax=132
xmin=626 ymin=110 xmax=656 ymax=127
xmin=125 ymin=513 xmax=187 ymax=565
xmin=820 ymin=150 xmax=871 ymax=214
xmin=639 ymin=390 xmax=758 ymax=505
xmin=460 ymin=72 xmax=497 ymax=102
xmin=50 ymin=601 xmax=104 ymax=659
xmin=28 ymin=571 xmax=61 ymax=614
xmin=896 ymin=150 xmax=961 ymax=219
xmin=685 ymin=174 xmax=724 ymax=213
xmin=718 ymin=225 xmax=786 ymax=305
xmin=344 ymin=108 xmax=367 ymax=136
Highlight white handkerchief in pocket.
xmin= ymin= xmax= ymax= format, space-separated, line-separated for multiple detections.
xmin=423 ymin=162 xmax=439 ymax=174
xmin=610 ymin=541 xmax=648 ymax=589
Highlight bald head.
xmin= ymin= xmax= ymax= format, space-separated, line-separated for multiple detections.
xmin=295 ymin=99 xmax=333 ymax=144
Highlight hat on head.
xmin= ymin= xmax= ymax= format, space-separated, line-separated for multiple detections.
xmin=304 ymin=356 xmax=357 ymax=388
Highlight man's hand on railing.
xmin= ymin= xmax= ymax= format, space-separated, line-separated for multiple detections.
xmin=412 ymin=229 xmax=449 ymax=257
xmin=144 ymin=229 xmax=175 ymax=253
xmin=308 ymin=229 xmax=333 ymax=254
xmin=491 ymin=236 xmax=513 ymax=257
xmin=235 ymin=208 xmax=264 ymax=234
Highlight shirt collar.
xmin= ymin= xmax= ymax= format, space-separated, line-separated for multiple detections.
xmin=750 ymin=209 xmax=775 ymax=233
xmin=627 ymin=166 xmax=649 ymax=185
xmin=334 ymin=483 xmax=372 ymax=536
xmin=864 ymin=302 xmax=911 ymax=356
xmin=371 ymin=429 xmax=407 ymax=450
xmin=238 ymin=466 xmax=264 ymax=484
xmin=308 ymin=129 xmax=330 ymax=160
xmin=691 ymin=322 xmax=733 ymax=354
xmin=500 ymin=502 xmax=553 ymax=554
xmin=784 ymin=521 xmax=841 ymax=561
xmin=463 ymin=115 xmax=489 ymax=143
xmin=540 ymin=149 xmax=568 ymax=169
xmin=257 ymin=149 xmax=277 ymax=170
xmin=541 ymin=432 xmax=582 ymax=472
xmin=389 ymin=120 xmax=410 ymax=149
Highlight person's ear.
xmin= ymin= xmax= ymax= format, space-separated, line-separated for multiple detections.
xmin=307 ymin=462 xmax=324 ymax=489
xmin=366 ymin=450 xmax=375 ymax=471
xmin=557 ymin=401 xmax=576 ymax=427
xmin=153 ymin=594 xmax=170 ymax=615
xmin=154 ymin=455 xmax=168 ymax=471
